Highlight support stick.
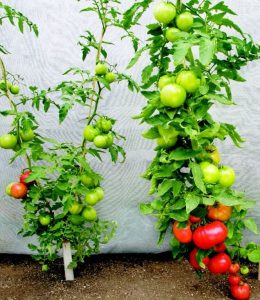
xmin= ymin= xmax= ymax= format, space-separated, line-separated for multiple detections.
xmin=63 ymin=242 xmax=74 ymax=281
xmin=258 ymin=263 xmax=260 ymax=280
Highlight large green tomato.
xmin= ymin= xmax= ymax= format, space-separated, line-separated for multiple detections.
xmin=81 ymin=174 xmax=98 ymax=187
xmin=94 ymin=135 xmax=109 ymax=148
xmin=200 ymin=162 xmax=220 ymax=184
xmin=153 ymin=2 xmax=176 ymax=24
xmin=105 ymin=134 xmax=114 ymax=147
xmin=20 ymin=129 xmax=35 ymax=141
xmin=85 ymin=191 xmax=100 ymax=206
xmin=10 ymin=85 xmax=20 ymax=95
xmin=83 ymin=125 xmax=99 ymax=141
xmin=97 ymin=118 xmax=113 ymax=133
xmin=219 ymin=166 xmax=236 ymax=187
xmin=105 ymin=72 xmax=116 ymax=83
xmin=69 ymin=202 xmax=83 ymax=215
xmin=160 ymin=84 xmax=186 ymax=108
xmin=157 ymin=135 xmax=177 ymax=148
xmin=176 ymin=12 xmax=194 ymax=31
xmin=0 ymin=134 xmax=17 ymax=149
xmin=176 ymin=70 xmax=200 ymax=93
xmin=95 ymin=63 xmax=107 ymax=75
xmin=70 ymin=215 xmax=85 ymax=226
xmin=39 ymin=214 xmax=51 ymax=226
xmin=82 ymin=207 xmax=97 ymax=221
xmin=165 ymin=27 xmax=181 ymax=43
xmin=158 ymin=75 xmax=175 ymax=90
xmin=95 ymin=187 xmax=105 ymax=201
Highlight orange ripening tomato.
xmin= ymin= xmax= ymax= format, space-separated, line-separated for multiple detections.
xmin=207 ymin=203 xmax=232 ymax=222
xmin=172 ymin=221 xmax=193 ymax=244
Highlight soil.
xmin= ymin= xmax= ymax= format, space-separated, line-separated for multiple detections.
xmin=0 ymin=253 xmax=260 ymax=300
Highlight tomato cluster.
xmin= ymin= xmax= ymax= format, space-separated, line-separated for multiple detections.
xmin=6 ymin=170 xmax=32 ymax=199
xmin=83 ymin=116 xmax=114 ymax=149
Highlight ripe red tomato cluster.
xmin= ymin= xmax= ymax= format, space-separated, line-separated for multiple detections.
xmin=6 ymin=170 xmax=32 ymax=199
xmin=228 ymin=263 xmax=250 ymax=300
xmin=172 ymin=219 xmax=251 ymax=299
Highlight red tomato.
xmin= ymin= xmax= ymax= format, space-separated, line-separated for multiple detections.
xmin=193 ymin=221 xmax=228 ymax=249
xmin=230 ymin=282 xmax=250 ymax=300
xmin=189 ymin=215 xmax=201 ymax=223
xmin=189 ymin=248 xmax=209 ymax=270
xmin=172 ymin=221 xmax=192 ymax=244
xmin=229 ymin=263 xmax=240 ymax=274
xmin=214 ymin=242 xmax=226 ymax=253
xmin=208 ymin=253 xmax=231 ymax=274
xmin=228 ymin=274 xmax=241 ymax=286
xmin=19 ymin=170 xmax=32 ymax=185
xmin=10 ymin=182 xmax=28 ymax=199
xmin=207 ymin=203 xmax=232 ymax=222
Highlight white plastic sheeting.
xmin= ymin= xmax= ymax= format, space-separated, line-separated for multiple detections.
xmin=0 ymin=0 xmax=260 ymax=254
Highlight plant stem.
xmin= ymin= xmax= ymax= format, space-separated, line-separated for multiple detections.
xmin=187 ymin=48 xmax=195 ymax=67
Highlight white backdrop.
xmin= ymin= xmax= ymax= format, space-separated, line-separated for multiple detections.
xmin=0 ymin=0 xmax=260 ymax=254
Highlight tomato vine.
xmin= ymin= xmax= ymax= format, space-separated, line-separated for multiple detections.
xmin=128 ymin=0 xmax=260 ymax=274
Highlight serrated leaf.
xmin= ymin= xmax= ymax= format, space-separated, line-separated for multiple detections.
xmin=248 ymin=249 xmax=260 ymax=263
xmin=169 ymin=148 xmax=200 ymax=161
xmin=244 ymin=218 xmax=259 ymax=235
xmin=142 ymin=127 xmax=160 ymax=139
xmin=139 ymin=203 xmax=154 ymax=214
xmin=199 ymin=38 xmax=216 ymax=66
xmin=158 ymin=179 xmax=173 ymax=197
xmin=127 ymin=45 xmax=148 ymax=69
xmin=185 ymin=194 xmax=200 ymax=214
xmin=189 ymin=162 xmax=206 ymax=193
xmin=173 ymin=41 xmax=191 ymax=66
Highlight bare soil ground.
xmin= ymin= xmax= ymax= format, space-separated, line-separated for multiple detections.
xmin=0 ymin=253 xmax=260 ymax=300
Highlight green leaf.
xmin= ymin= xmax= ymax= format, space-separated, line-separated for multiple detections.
xmin=199 ymin=38 xmax=216 ymax=66
xmin=185 ymin=194 xmax=200 ymax=214
xmin=172 ymin=181 xmax=183 ymax=197
xmin=169 ymin=209 xmax=189 ymax=222
xmin=127 ymin=45 xmax=148 ymax=69
xmin=158 ymin=179 xmax=173 ymax=197
xmin=139 ymin=203 xmax=154 ymax=214
xmin=169 ymin=148 xmax=200 ymax=161
xmin=173 ymin=41 xmax=191 ymax=66
xmin=142 ymin=64 xmax=154 ymax=84
xmin=142 ymin=127 xmax=160 ymax=139
xmin=244 ymin=218 xmax=259 ymax=235
xmin=210 ymin=1 xmax=237 ymax=16
xmin=151 ymin=200 xmax=163 ymax=210
xmin=204 ymin=93 xmax=234 ymax=105
xmin=248 ymin=249 xmax=260 ymax=263
xmin=189 ymin=162 xmax=206 ymax=193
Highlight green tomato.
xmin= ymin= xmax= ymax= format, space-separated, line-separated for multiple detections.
xmin=0 ymin=80 xmax=12 ymax=91
xmin=70 ymin=215 xmax=85 ymax=226
xmin=0 ymin=134 xmax=17 ymax=149
xmin=85 ymin=191 xmax=100 ymax=206
xmin=153 ymin=2 xmax=176 ymax=24
xmin=39 ymin=214 xmax=51 ymax=226
xmin=20 ymin=129 xmax=35 ymax=142
xmin=42 ymin=264 xmax=49 ymax=272
xmin=176 ymin=70 xmax=200 ymax=93
xmin=10 ymin=85 xmax=20 ymax=95
xmin=6 ymin=182 xmax=15 ymax=196
xmin=219 ymin=166 xmax=236 ymax=188
xmin=200 ymin=161 xmax=220 ymax=184
xmin=69 ymin=202 xmax=83 ymax=215
xmin=157 ymin=135 xmax=177 ymax=148
xmin=160 ymin=83 xmax=186 ymax=108
xmin=81 ymin=174 xmax=98 ymax=187
xmin=83 ymin=125 xmax=100 ymax=142
xmin=176 ymin=12 xmax=194 ymax=32
xmin=82 ymin=207 xmax=97 ymax=221
xmin=240 ymin=266 xmax=250 ymax=275
xmin=95 ymin=187 xmax=105 ymax=201
xmin=165 ymin=27 xmax=181 ymax=42
xmin=105 ymin=72 xmax=116 ymax=83
xmin=97 ymin=118 xmax=113 ymax=133
xmin=105 ymin=134 xmax=114 ymax=147
xmin=95 ymin=63 xmax=107 ymax=75
xmin=94 ymin=135 xmax=109 ymax=149
xmin=158 ymin=75 xmax=175 ymax=90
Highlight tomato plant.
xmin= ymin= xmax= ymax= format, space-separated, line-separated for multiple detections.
xmin=0 ymin=0 xmax=141 ymax=272
xmin=129 ymin=0 xmax=260 ymax=297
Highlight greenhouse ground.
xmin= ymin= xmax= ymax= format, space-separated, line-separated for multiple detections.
xmin=0 ymin=253 xmax=260 ymax=300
